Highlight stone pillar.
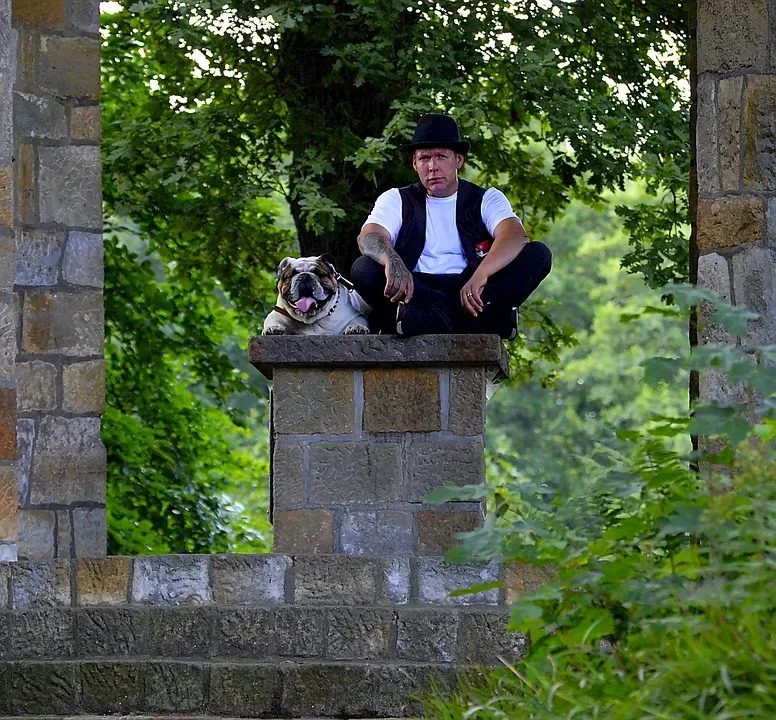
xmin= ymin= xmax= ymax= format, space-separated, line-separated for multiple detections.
xmin=5 ymin=0 xmax=105 ymax=560
xmin=250 ymin=335 xmax=508 ymax=557
xmin=696 ymin=0 xmax=776 ymax=396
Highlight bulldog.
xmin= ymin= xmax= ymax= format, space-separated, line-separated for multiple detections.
xmin=262 ymin=254 xmax=371 ymax=335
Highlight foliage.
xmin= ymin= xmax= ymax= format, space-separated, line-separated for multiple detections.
xmin=424 ymin=289 xmax=776 ymax=719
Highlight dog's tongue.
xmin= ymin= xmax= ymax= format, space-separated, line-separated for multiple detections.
xmin=295 ymin=297 xmax=317 ymax=313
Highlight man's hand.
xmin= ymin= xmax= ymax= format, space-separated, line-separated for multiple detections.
xmin=385 ymin=255 xmax=414 ymax=303
xmin=460 ymin=271 xmax=487 ymax=316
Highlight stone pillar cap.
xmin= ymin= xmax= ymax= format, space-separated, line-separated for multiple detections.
xmin=249 ymin=334 xmax=510 ymax=380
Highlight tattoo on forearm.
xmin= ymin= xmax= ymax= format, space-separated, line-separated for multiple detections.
xmin=358 ymin=231 xmax=396 ymax=263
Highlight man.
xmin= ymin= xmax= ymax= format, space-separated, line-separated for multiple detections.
xmin=351 ymin=113 xmax=552 ymax=337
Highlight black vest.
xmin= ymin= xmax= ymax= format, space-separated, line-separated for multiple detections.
xmin=395 ymin=178 xmax=491 ymax=272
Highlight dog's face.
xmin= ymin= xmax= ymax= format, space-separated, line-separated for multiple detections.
xmin=276 ymin=254 xmax=339 ymax=324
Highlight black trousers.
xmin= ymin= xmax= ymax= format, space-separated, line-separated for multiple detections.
xmin=350 ymin=241 xmax=552 ymax=334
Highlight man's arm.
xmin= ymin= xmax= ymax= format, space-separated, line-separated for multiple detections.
xmin=358 ymin=223 xmax=414 ymax=303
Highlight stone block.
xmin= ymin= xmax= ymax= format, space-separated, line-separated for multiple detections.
xmin=16 ymin=418 xmax=34 ymax=500
xmin=274 ymin=606 xmax=325 ymax=657
xmin=696 ymin=196 xmax=765 ymax=251
xmin=13 ymin=90 xmax=66 ymax=139
xmin=308 ymin=441 xmax=402 ymax=504
xmin=417 ymin=509 xmax=482 ymax=555
xmin=13 ymin=0 xmax=65 ymax=29
xmin=407 ymin=440 xmax=484 ymax=502
xmin=22 ymin=290 xmax=104 ymax=356
xmin=339 ymin=509 xmax=414 ymax=556
xmin=76 ymin=557 xmax=130 ymax=606
xmin=212 ymin=608 xmax=272 ymax=658
xmin=77 ymin=608 xmax=146 ymax=657
xmin=72 ymin=507 xmax=106 ymax=557
xmin=208 ymin=663 xmax=281 ymax=716
xmin=211 ymin=554 xmax=289 ymax=604
xmin=719 ymin=76 xmax=743 ymax=192
xmin=148 ymin=607 xmax=212 ymax=657
xmin=280 ymin=663 xmax=372 ymax=718
xmin=696 ymin=74 xmax=720 ymax=196
xmin=11 ymin=559 xmax=70 ymax=608
xmin=18 ymin=30 xmax=37 ymax=91
xmin=294 ymin=555 xmax=377 ymax=605
xmin=79 ymin=661 xmax=142 ymax=713
xmin=371 ymin=664 xmax=452 ymax=718
xmin=40 ymin=35 xmax=100 ymax=99
xmin=744 ymin=75 xmax=776 ymax=190
xmin=0 ymin=77 xmax=11 ymax=166
xmin=15 ymin=360 xmax=57 ymax=411
xmin=68 ymin=0 xmax=100 ymax=33
xmin=449 ymin=366 xmax=486 ymax=435
xmin=55 ymin=510 xmax=71 ymax=557
xmin=0 ymin=387 xmax=15 ymax=460
xmin=378 ymin=557 xmax=410 ymax=605
xmin=17 ymin=509 xmax=55 ymax=560
xmin=0 ymin=165 xmax=11 ymax=228
xmin=9 ymin=661 xmax=77 ymax=714
xmin=18 ymin=143 xmax=36 ymax=225
xmin=272 ymin=438 xmax=304 ymax=510
xmin=132 ymin=555 xmax=212 ymax=605
xmin=327 ymin=607 xmax=393 ymax=660
xmin=145 ymin=661 xmax=205 ymax=713
xmin=16 ymin=227 xmax=63 ymax=285
xmin=363 ymin=367 xmax=440 ymax=432
xmin=273 ymin=509 xmax=334 ymax=554
xmin=416 ymin=559 xmax=500 ymax=606
xmin=732 ymin=243 xmax=776 ymax=347
xmin=39 ymin=145 xmax=102 ymax=227
xmin=0 ymin=660 xmax=5 ymax=714
xmin=697 ymin=0 xmax=767 ymax=73
xmin=11 ymin=608 xmax=75 ymax=659
xmin=62 ymin=359 xmax=105 ymax=413
xmin=0 ymin=233 xmax=13 ymax=289
xmin=504 ymin=562 xmax=554 ymax=603
xmin=397 ymin=609 xmax=459 ymax=662
xmin=70 ymin=104 xmax=101 ymax=140
xmin=698 ymin=252 xmax=733 ymax=345
xmin=0 ymin=464 xmax=16 ymax=541
xmin=0 ymin=542 xmax=14 ymax=560
xmin=459 ymin=612 xmax=529 ymax=664
xmin=0 ymin=611 xmax=7 ymax=658
xmin=273 ymin=369 xmax=354 ymax=434
xmin=0 ymin=555 xmax=9 ymax=607
xmin=63 ymin=231 xmax=103 ymax=287
xmin=0 ymin=296 xmax=16 ymax=382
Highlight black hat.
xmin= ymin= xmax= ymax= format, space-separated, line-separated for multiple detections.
xmin=403 ymin=114 xmax=470 ymax=155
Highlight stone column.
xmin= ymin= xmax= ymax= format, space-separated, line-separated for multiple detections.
xmin=7 ymin=0 xmax=105 ymax=560
xmin=250 ymin=335 xmax=508 ymax=557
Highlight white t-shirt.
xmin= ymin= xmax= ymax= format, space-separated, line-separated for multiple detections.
xmin=363 ymin=186 xmax=519 ymax=274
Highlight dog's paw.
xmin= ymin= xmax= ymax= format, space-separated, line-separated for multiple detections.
xmin=263 ymin=326 xmax=287 ymax=336
xmin=344 ymin=323 xmax=370 ymax=335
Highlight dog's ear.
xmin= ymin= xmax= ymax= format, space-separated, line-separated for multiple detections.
xmin=277 ymin=257 xmax=293 ymax=279
xmin=317 ymin=253 xmax=337 ymax=275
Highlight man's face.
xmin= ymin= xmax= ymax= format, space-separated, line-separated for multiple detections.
xmin=412 ymin=147 xmax=465 ymax=197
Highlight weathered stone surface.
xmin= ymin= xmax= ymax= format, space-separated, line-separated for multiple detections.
xmin=327 ymin=607 xmax=394 ymax=662
xmin=372 ymin=664 xmax=452 ymax=718
xmin=698 ymin=252 xmax=734 ymax=345
xmin=696 ymin=74 xmax=720 ymax=195
xmin=68 ymin=0 xmax=100 ymax=33
xmin=0 ymin=611 xmax=7 ymax=658
xmin=0 ymin=164 xmax=12 ymax=228
xmin=363 ymin=368 xmax=441 ymax=432
xmin=22 ymin=290 xmax=104 ymax=356
xmin=63 ymin=231 xmax=102 ymax=287
xmin=273 ymin=509 xmax=334 ymax=555
xmin=16 ymin=228 xmax=63 ymax=286
xmin=732 ymin=243 xmax=776 ymax=348
xmin=744 ymin=75 xmax=776 ymax=190
xmin=9 ymin=661 xmax=77 ymax=714
xmin=15 ymin=360 xmax=57 ymax=411
xmin=280 ymin=663 xmax=372 ymax=718
xmin=0 ymin=77 xmax=12 ymax=168
xmin=132 ymin=555 xmax=212 ymax=605
xmin=79 ymin=661 xmax=142 ymax=713
xmin=39 ymin=145 xmax=101 ymax=227
xmin=697 ymin=0 xmax=768 ymax=73
xmin=378 ymin=557 xmax=410 ymax=605
xmin=340 ymin=510 xmax=414 ymax=556
xmin=70 ymin=104 xmax=101 ymax=140
xmin=309 ymin=442 xmax=402 ymax=504
xmin=0 ymin=564 xmax=8 ymax=608
xmin=148 ymin=607 xmax=212 ymax=657
xmin=213 ymin=608 xmax=272 ymax=657
xmin=417 ymin=559 xmax=500 ymax=606
xmin=0 ymin=465 xmax=16 ymax=540
xmin=72 ymin=507 xmax=106 ymax=557
xmin=274 ymin=606 xmax=325 ymax=657
xmin=13 ymin=91 xmax=66 ymax=139
xmin=11 ymin=559 xmax=70 ymax=608
xmin=449 ymin=366 xmax=487 ymax=435
xmin=40 ymin=36 xmax=100 ymax=99
xmin=17 ymin=509 xmax=55 ymax=560
xmin=76 ymin=557 xmax=130 ymax=606
xmin=272 ymin=438 xmax=304 ymax=510
xmin=0 ymin=233 xmax=13 ymax=289
xmin=294 ymin=555 xmax=377 ymax=605
xmin=505 ymin=562 xmax=554 ymax=603
xmin=0 ymin=296 xmax=15 ymax=382
xmin=407 ymin=440 xmax=484 ymax=502
xmin=18 ymin=30 xmax=37 ymax=91
xmin=273 ymin=369 xmax=354 ymax=434
xmin=0 ymin=387 xmax=16 ymax=460
xmin=459 ymin=612 xmax=529 ymax=664
xmin=15 ymin=418 xmax=34 ymax=500
xmin=719 ymin=76 xmax=743 ymax=192
xmin=250 ymin=334 xmax=510 ymax=379
xmin=0 ymin=542 xmax=15 ymax=561
xmin=208 ymin=664 xmax=281 ymax=716
xmin=697 ymin=196 xmax=765 ymax=251
xmin=18 ymin=143 xmax=35 ymax=225
xmin=55 ymin=509 xmax=71 ymax=558
xmin=397 ymin=609 xmax=459 ymax=662
xmin=77 ymin=608 xmax=146 ymax=656
xmin=11 ymin=608 xmax=75 ymax=659
xmin=145 ymin=661 xmax=204 ymax=713
xmin=417 ymin=509 xmax=482 ymax=555
xmin=13 ymin=0 xmax=65 ymax=29
xmin=62 ymin=359 xmax=105 ymax=413
xmin=211 ymin=554 xmax=289 ymax=604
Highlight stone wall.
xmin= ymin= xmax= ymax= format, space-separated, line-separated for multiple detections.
xmin=0 ymin=0 xmax=105 ymax=561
